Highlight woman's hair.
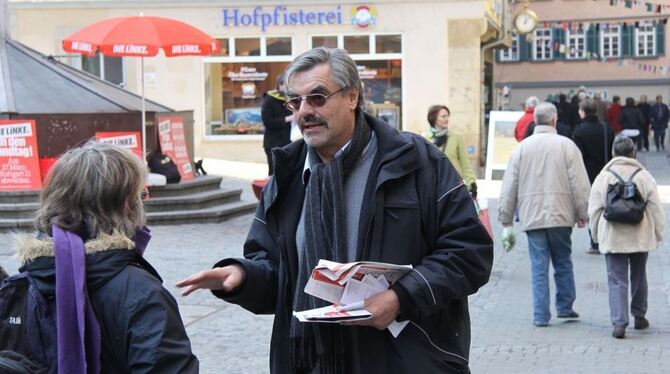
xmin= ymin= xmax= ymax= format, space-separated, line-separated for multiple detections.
xmin=612 ymin=135 xmax=636 ymax=158
xmin=427 ymin=105 xmax=450 ymax=127
xmin=35 ymin=141 xmax=146 ymax=238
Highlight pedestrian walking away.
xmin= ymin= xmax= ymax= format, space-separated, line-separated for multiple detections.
xmin=498 ymin=102 xmax=591 ymax=327
xmin=514 ymin=96 xmax=539 ymax=141
xmin=638 ymin=95 xmax=651 ymax=152
xmin=177 ymin=47 xmax=494 ymax=374
xmin=649 ymin=95 xmax=669 ymax=152
xmin=587 ymin=135 xmax=666 ymax=339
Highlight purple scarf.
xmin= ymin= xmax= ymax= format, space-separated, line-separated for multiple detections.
xmin=53 ymin=225 xmax=151 ymax=374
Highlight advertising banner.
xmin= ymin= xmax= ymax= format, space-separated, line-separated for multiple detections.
xmin=0 ymin=120 xmax=42 ymax=190
xmin=95 ymin=131 xmax=143 ymax=159
xmin=156 ymin=115 xmax=193 ymax=181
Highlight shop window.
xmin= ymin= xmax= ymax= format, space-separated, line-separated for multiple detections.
xmin=566 ymin=29 xmax=587 ymax=59
xmin=375 ymin=35 xmax=401 ymax=54
xmin=312 ymin=36 xmax=338 ymax=48
xmin=235 ymin=38 xmax=261 ymax=56
xmin=601 ymin=24 xmax=621 ymax=58
xmin=635 ymin=22 xmax=656 ymax=57
xmin=533 ymin=28 xmax=553 ymax=60
xmin=215 ymin=39 xmax=230 ymax=56
xmin=266 ymin=37 xmax=292 ymax=56
xmin=500 ymin=34 xmax=519 ymax=61
xmin=204 ymin=61 xmax=290 ymax=136
xmin=344 ymin=35 xmax=370 ymax=54
xmin=357 ymin=59 xmax=402 ymax=130
xmin=81 ymin=52 xmax=123 ymax=85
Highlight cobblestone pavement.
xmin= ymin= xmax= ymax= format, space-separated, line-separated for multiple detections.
xmin=1 ymin=152 xmax=669 ymax=373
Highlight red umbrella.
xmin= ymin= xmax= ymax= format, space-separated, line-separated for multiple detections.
xmin=62 ymin=16 xmax=221 ymax=156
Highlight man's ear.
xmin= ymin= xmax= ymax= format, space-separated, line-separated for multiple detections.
xmin=347 ymin=88 xmax=359 ymax=111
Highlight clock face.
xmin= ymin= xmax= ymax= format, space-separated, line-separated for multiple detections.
xmin=515 ymin=12 xmax=537 ymax=34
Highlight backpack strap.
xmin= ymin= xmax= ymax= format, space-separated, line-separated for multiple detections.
xmin=606 ymin=169 xmax=626 ymax=184
xmin=627 ymin=167 xmax=643 ymax=183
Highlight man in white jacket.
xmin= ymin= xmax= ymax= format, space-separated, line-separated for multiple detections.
xmin=498 ymin=102 xmax=591 ymax=327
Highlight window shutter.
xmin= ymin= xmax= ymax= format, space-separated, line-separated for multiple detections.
xmin=587 ymin=26 xmax=599 ymax=56
xmin=554 ymin=28 xmax=565 ymax=60
xmin=622 ymin=24 xmax=632 ymax=57
xmin=519 ymin=36 xmax=531 ymax=61
xmin=657 ymin=22 xmax=666 ymax=56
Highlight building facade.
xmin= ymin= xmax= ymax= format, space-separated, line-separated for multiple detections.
xmin=495 ymin=0 xmax=669 ymax=109
xmin=9 ymin=0 xmax=507 ymax=171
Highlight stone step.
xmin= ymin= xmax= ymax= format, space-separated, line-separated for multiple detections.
xmin=0 ymin=190 xmax=40 ymax=204
xmin=143 ymin=189 xmax=242 ymax=213
xmin=146 ymin=200 xmax=257 ymax=225
xmin=0 ymin=202 xmax=38 ymax=220
xmin=148 ymin=175 xmax=223 ymax=198
xmin=0 ymin=217 xmax=34 ymax=230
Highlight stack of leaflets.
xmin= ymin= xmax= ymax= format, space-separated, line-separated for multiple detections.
xmin=293 ymin=260 xmax=413 ymax=337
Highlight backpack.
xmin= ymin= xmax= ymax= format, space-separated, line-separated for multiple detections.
xmin=0 ymin=273 xmax=54 ymax=374
xmin=147 ymin=151 xmax=181 ymax=184
xmin=603 ymin=168 xmax=647 ymax=224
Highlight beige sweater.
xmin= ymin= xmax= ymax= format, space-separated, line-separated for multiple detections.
xmin=498 ymin=125 xmax=591 ymax=231
xmin=588 ymin=157 xmax=665 ymax=254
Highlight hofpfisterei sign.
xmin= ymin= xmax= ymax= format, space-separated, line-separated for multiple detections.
xmin=222 ymin=6 xmax=346 ymax=31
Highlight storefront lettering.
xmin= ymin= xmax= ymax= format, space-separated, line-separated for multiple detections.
xmin=228 ymin=66 xmax=269 ymax=81
xmin=112 ymin=44 xmax=149 ymax=55
xmin=222 ymin=6 xmax=343 ymax=32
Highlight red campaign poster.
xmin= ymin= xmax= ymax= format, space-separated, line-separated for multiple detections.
xmin=95 ymin=131 xmax=143 ymax=159
xmin=156 ymin=115 xmax=193 ymax=181
xmin=0 ymin=120 xmax=42 ymax=190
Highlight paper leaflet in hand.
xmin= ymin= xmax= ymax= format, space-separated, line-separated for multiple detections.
xmin=293 ymin=260 xmax=412 ymax=337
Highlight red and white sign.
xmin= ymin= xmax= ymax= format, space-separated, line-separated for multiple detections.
xmin=0 ymin=120 xmax=42 ymax=190
xmin=156 ymin=115 xmax=193 ymax=181
xmin=95 ymin=131 xmax=142 ymax=159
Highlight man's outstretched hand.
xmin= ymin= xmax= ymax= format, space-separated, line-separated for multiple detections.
xmin=176 ymin=265 xmax=244 ymax=297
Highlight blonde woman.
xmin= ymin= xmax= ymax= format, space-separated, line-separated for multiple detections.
xmin=425 ymin=105 xmax=477 ymax=197
xmin=588 ymin=135 xmax=666 ymax=339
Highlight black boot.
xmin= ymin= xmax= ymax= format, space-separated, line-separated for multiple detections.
xmin=195 ymin=159 xmax=207 ymax=176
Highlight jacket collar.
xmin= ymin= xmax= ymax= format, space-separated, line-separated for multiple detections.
xmin=14 ymin=231 xmax=136 ymax=263
xmin=532 ymin=125 xmax=557 ymax=135
xmin=604 ymin=156 xmax=644 ymax=171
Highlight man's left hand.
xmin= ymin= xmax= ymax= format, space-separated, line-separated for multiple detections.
xmin=342 ymin=289 xmax=400 ymax=330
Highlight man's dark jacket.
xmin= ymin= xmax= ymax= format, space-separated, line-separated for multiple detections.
xmin=262 ymin=91 xmax=292 ymax=150
xmin=619 ymin=105 xmax=645 ymax=132
xmin=213 ymin=114 xmax=494 ymax=373
xmin=573 ymin=115 xmax=614 ymax=183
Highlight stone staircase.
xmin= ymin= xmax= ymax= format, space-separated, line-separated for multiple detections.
xmin=0 ymin=175 xmax=257 ymax=230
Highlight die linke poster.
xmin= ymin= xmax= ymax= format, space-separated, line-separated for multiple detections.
xmin=95 ymin=131 xmax=143 ymax=159
xmin=156 ymin=115 xmax=193 ymax=180
xmin=0 ymin=120 xmax=42 ymax=190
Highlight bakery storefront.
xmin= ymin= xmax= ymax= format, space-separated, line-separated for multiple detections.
xmin=10 ymin=1 xmax=504 ymax=167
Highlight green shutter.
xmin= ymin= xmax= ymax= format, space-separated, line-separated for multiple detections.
xmin=621 ymin=24 xmax=632 ymax=57
xmin=519 ymin=36 xmax=531 ymax=61
xmin=657 ymin=22 xmax=666 ymax=56
xmin=587 ymin=26 xmax=599 ymax=57
xmin=554 ymin=28 xmax=565 ymax=60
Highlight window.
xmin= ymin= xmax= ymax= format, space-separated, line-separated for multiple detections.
xmin=635 ymin=22 xmax=656 ymax=57
xmin=204 ymin=37 xmax=294 ymax=136
xmin=312 ymin=36 xmax=338 ymax=48
xmin=566 ymin=29 xmax=587 ymax=59
xmin=80 ymin=52 xmax=123 ymax=85
xmin=358 ymin=59 xmax=403 ymax=129
xmin=500 ymin=34 xmax=519 ymax=61
xmin=601 ymin=24 xmax=621 ymax=58
xmin=533 ymin=28 xmax=552 ymax=60
xmin=343 ymin=35 xmax=370 ymax=54
xmin=375 ymin=35 xmax=401 ymax=54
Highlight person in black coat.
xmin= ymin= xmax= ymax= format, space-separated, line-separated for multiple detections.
xmin=262 ymin=73 xmax=294 ymax=175
xmin=573 ymin=99 xmax=615 ymax=254
xmin=638 ymin=95 xmax=652 ymax=151
xmin=619 ymin=97 xmax=646 ymax=150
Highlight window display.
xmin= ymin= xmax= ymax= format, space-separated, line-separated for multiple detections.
xmin=356 ymin=59 xmax=402 ymax=129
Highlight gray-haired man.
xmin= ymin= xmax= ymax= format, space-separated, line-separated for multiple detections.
xmin=178 ymin=47 xmax=493 ymax=373
xmin=499 ymin=102 xmax=591 ymax=327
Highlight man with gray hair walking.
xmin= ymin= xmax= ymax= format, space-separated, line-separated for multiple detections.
xmin=178 ymin=47 xmax=493 ymax=373
xmin=499 ymin=102 xmax=591 ymax=327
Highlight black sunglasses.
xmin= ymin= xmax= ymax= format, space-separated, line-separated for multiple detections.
xmin=284 ymin=88 xmax=344 ymax=112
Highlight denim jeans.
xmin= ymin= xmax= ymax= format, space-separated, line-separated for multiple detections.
xmin=526 ymin=227 xmax=576 ymax=324
xmin=653 ymin=128 xmax=666 ymax=151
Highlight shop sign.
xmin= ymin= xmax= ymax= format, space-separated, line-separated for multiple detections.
xmin=156 ymin=116 xmax=194 ymax=181
xmin=0 ymin=120 xmax=42 ymax=190
xmin=222 ymin=5 xmax=344 ymax=31
xmin=228 ymin=66 xmax=269 ymax=81
xmin=241 ymin=82 xmax=257 ymax=99
xmin=95 ymin=132 xmax=142 ymax=159
xmin=357 ymin=65 xmax=378 ymax=79
xmin=350 ymin=6 xmax=376 ymax=29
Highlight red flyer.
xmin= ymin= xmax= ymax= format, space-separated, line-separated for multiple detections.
xmin=156 ymin=115 xmax=193 ymax=181
xmin=0 ymin=120 xmax=42 ymax=190
xmin=95 ymin=131 xmax=143 ymax=159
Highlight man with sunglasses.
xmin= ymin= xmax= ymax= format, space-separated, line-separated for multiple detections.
xmin=178 ymin=47 xmax=493 ymax=373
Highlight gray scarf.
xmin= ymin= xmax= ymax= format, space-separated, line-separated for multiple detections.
xmin=289 ymin=111 xmax=371 ymax=374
